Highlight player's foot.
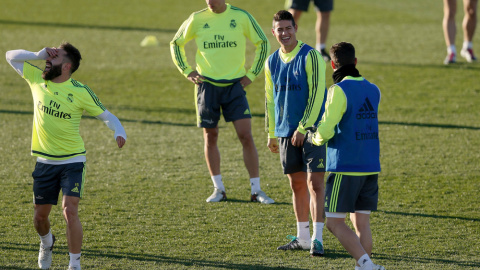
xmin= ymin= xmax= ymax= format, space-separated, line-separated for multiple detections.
xmin=356 ymin=263 xmax=386 ymax=270
xmin=68 ymin=266 xmax=81 ymax=270
xmin=372 ymin=263 xmax=385 ymax=270
xmin=310 ymin=239 xmax=324 ymax=257
xmin=320 ymin=49 xmax=331 ymax=62
xmin=251 ymin=190 xmax=275 ymax=204
xmin=444 ymin=52 xmax=456 ymax=65
xmin=38 ymin=234 xmax=55 ymax=269
xmin=206 ymin=188 xmax=226 ymax=202
xmin=277 ymin=235 xmax=309 ymax=250
xmin=460 ymin=48 xmax=477 ymax=62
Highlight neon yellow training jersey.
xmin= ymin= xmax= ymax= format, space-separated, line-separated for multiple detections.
xmin=170 ymin=3 xmax=270 ymax=82
xmin=23 ymin=62 xmax=106 ymax=160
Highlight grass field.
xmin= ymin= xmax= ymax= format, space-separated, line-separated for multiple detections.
xmin=1 ymin=0 xmax=479 ymax=269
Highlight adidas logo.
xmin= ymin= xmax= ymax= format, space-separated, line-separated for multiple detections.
xmin=71 ymin=187 xmax=79 ymax=193
xmin=317 ymin=158 xmax=324 ymax=169
xmin=244 ymin=109 xmax=250 ymax=115
xmin=203 ymin=23 xmax=210 ymax=29
xmin=356 ymin=98 xmax=377 ymax=119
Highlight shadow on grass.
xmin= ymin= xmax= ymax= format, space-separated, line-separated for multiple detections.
xmin=372 ymin=252 xmax=480 ymax=268
xmin=380 ymin=210 xmax=480 ymax=222
xmin=361 ymin=60 xmax=480 ymax=70
xmin=2 ymin=110 xmax=480 ymax=130
xmin=0 ymin=19 xmax=175 ymax=33
xmin=0 ymin=242 xmax=305 ymax=270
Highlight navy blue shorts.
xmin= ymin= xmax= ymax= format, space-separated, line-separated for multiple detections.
xmin=286 ymin=0 xmax=334 ymax=12
xmin=278 ymin=133 xmax=327 ymax=174
xmin=32 ymin=162 xmax=86 ymax=205
xmin=195 ymin=78 xmax=251 ymax=128
xmin=324 ymin=173 xmax=378 ymax=213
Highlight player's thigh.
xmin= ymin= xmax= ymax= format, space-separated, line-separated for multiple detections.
xmin=32 ymin=162 xmax=62 ymax=205
xmin=279 ymin=137 xmax=304 ymax=174
xmin=355 ymin=174 xmax=379 ymax=211
xmin=303 ymin=137 xmax=326 ymax=173
xmin=60 ymin=162 xmax=86 ymax=198
xmin=324 ymin=173 xmax=365 ymax=213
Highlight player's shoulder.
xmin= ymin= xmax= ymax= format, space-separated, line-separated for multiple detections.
xmin=229 ymin=5 xmax=253 ymax=19
xmin=190 ymin=7 xmax=209 ymax=19
xmin=69 ymin=78 xmax=94 ymax=93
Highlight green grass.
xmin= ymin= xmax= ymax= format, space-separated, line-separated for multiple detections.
xmin=1 ymin=0 xmax=479 ymax=269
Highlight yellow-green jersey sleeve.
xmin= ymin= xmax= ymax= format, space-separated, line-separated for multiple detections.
xmin=264 ymin=57 xmax=276 ymax=138
xmin=242 ymin=9 xmax=270 ymax=82
xmin=170 ymin=13 xmax=197 ymax=78
xmin=297 ymin=49 xmax=326 ymax=134
xmin=312 ymin=84 xmax=347 ymax=146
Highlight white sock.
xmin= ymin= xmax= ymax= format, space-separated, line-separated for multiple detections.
xmin=39 ymin=231 xmax=53 ymax=247
xmin=69 ymin=252 xmax=81 ymax=267
xmin=250 ymin=177 xmax=261 ymax=194
xmin=211 ymin=175 xmax=225 ymax=192
xmin=358 ymin=253 xmax=373 ymax=269
xmin=355 ymin=267 xmax=361 ymax=270
xmin=312 ymin=222 xmax=324 ymax=243
xmin=463 ymin=41 xmax=473 ymax=50
xmin=447 ymin=45 xmax=456 ymax=55
xmin=315 ymin=43 xmax=326 ymax=52
xmin=297 ymin=221 xmax=310 ymax=241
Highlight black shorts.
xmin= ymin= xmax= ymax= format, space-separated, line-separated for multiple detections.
xmin=324 ymin=173 xmax=378 ymax=213
xmin=278 ymin=134 xmax=326 ymax=174
xmin=32 ymin=162 xmax=86 ymax=205
xmin=286 ymin=0 xmax=334 ymax=12
xmin=195 ymin=78 xmax=251 ymax=128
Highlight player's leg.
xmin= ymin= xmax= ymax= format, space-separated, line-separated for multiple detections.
xmin=350 ymin=212 xmax=373 ymax=256
xmin=443 ymin=0 xmax=458 ymax=63
xmin=32 ymin=162 xmax=60 ymax=269
xmin=461 ymin=0 xmax=478 ymax=61
xmin=307 ymin=172 xmax=325 ymax=256
xmin=204 ymin=126 xmax=221 ymax=177
xmin=286 ymin=0 xmax=309 ymax=23
xmin=326 ymin=215 xmax=367 ymax=260
xmin=60 ymin=162 xmax=86 ymax=269
xmin=232 ymin=118 xmax=258 ymax=178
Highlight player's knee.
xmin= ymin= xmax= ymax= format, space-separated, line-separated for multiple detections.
xmin=62 ymin=205 xmax=79 ymax=222
xmin=34 ymin=213 xmax=49 ymax=224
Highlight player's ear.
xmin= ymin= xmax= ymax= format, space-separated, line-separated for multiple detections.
xmin=62 ymin=62 xmax=72 ymax=73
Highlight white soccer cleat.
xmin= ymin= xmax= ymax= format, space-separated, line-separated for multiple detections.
xmin=206 ymin=188 xmax=227 ymax=202
xmin=460 ymin=48 xmax=477 ymax=63
xmin=372 ymin=263 xmax=385 ymax=270
xmin=251 ymin=190 xmax=275 ymax=204
xmin=68 ymin=266 xmax=81 ymax=270
xmin=38 ymin=234 xmax=55 ymax=269
xmin=277 ymin=235 xmax=310 ymax=250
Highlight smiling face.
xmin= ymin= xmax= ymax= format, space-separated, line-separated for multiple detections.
xmin=272 ymin=20 xmax=298 ymax=53
xmin=42 ymin=49 xmax=69 ymax=81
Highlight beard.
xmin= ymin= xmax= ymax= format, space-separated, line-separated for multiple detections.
xmin=42 ymin=64 xmax=62 ymax=81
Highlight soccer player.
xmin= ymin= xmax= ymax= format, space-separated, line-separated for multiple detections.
xmin=6 ymin=43 xmax=127 ymax=270
xmin=170 ymin=0 xmax=274 ymax=204
xmin=285 ymin=0 xmax=334 ymax=62
xmin=265 ymin=10 xmax=327 ymax=256
xmin=311 ymin=42 xmax=384 ymax=270
xmin=443 ymin=0 xmax=478 ymax=64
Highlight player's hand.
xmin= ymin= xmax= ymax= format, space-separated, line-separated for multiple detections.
xmin=187 ymin=71 xmax=205 ymax=85
xmin=116 ymin=136 xmax=126 ymax=149
xmin=239 ymin=76 xmax=252 ymax=89
xmin=267 ymin=138 xmax=279 ymax=153
xmin=45 ymin=47 xmax=58 ymax=59
xmin=291 ymin=130 xmax=305 ymax=147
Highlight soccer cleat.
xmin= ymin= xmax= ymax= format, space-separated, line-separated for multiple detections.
xmin=444 ymin=52 xmax=456 ymax=65
xmin=206 ymin=188 xmax=226 ymax=202
xmin=460 ymin=48 xmax=477 ymax=62
xmin=277 ymin=235 xmax=310 ymax=250
xmin=320 ymin=49 xmax=331 ymax=62
xmin=251 ymin=190 xmax=275 ymax=204
xmin=68 ymin=266 xmax=81 ymax=270
xmin=372 ymin=263 xmax=385 ymax=270
xmin=38 ymin=234 xmax=55 ymax=269
xmin=310 ymin=239 xmax=324 ymax=257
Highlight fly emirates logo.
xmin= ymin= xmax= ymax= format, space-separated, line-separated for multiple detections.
xmin=37 ymin=100 xmax=72 ymax=119
xmin=203 ymin=35 xmax=237 ymax=49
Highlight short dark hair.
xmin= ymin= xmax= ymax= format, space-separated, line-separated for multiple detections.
xmin=59 ymin=42 xmax=82 ymax=74
xmin=273 ymin=10 xmax=295 ymax=28
xmin=330 ymin=42 xmax=356 ymax=68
